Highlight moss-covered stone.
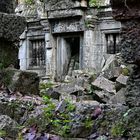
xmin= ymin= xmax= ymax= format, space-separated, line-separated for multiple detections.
xmin=0 ymin=68 xmax=39 ymax=95
xmin=0 ymin=40 xmax=18 ymax=69
xmin=111 ymin=107 xmax=140 ymax=139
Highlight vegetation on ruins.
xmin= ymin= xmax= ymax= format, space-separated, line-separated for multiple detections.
xmin=24 ymin=0 xmax=101 ymax=6
xmin=89 ymin=0 xmax=102 ymax=6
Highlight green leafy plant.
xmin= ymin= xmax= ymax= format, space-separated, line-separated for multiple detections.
xmin=43 ymin=97 xmax=75 ymax=137
xmin=26 ymin=96 xmax=75 ymax=137
xmin=89 ymin=0 xmax=102 ymax=7
xmin=83 ymin=117 xmax=94 ymax=128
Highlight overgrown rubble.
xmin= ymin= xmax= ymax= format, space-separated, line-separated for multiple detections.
xmin=0 ymin=53 xmax=139 ymax=139
xmin=0 ymin=0 xmax=140 ymax=140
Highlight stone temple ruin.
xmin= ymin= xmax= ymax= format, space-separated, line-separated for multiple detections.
xmin=17 ymin=0 xmax=121 ymax=81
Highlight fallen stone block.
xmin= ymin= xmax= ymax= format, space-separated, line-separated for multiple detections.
xmin=92 ymin=76 xmax=116 ymax=94
xmin=109 ymin=88 xmax=126 ymax=105
xmin=93 ymin=90 xmax=114 ymax=103
xmin=0 ymin=68 xmax=39 ymax=95
xmin=116 ymin=74 xmax=128 ymax=86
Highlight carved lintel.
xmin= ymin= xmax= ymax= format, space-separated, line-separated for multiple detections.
xmin=51 ymin=19 xmax=84 ymax=33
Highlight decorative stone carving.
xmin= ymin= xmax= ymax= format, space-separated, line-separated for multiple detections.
xmin=51 ymin=19 xmax=84 ymax=34
xmin=36 ymin=0 xmax=46 ymax=18
xmin=45 ymin=0 xmax=87 ymax=11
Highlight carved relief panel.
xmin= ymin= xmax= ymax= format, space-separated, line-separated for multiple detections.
xmin=51 ymin=19 xmax=84 ymax=34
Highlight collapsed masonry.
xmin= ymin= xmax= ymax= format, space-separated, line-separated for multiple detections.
xmin=111 ymin=0 xmax=140 ymax=107
xmin=17 ymin=0 xmax=121 ymax=81
xmin=0 ymin=0 xmax=26 ymax=68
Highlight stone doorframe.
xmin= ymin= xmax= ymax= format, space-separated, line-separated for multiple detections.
xmin=55 ymin=34 xmax=83 ymax=81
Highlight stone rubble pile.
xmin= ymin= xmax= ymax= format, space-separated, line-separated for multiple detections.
xmin=0 ymin=53 xmax=139 ymax=140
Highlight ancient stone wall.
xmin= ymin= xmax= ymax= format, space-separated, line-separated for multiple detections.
xmin=111 ymin=0 xmax=140 ymax=107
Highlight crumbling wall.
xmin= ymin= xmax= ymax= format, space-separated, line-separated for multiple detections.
xmin=111 ymin=0 xmax=140 ymax=107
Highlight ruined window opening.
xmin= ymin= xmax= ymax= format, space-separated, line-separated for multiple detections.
xmin=105 ymin=33 xmax=120 ymax=54
xmin=29 ymin=39 xmax=45 ymax=67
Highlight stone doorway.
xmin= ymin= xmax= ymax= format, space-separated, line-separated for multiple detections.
xmin=56 ymin=36 xmax=81 ymax=81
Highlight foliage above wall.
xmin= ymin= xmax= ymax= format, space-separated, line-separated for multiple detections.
xmin=89 ymin=0 xmax=102 ymax=6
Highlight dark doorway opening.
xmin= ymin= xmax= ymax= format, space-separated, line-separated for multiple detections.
xmin=56 ymin=36 xmax=80 ymax=81
xmin=65 ymin=37 xmax=80 ymax=76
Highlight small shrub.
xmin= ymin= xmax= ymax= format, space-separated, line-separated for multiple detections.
xmin=26 ymin=96 xmax=76 ymax=137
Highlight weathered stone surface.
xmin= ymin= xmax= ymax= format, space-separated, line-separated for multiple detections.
xmin=116 ymin=74 xmax=128 ymax=87
xmin=46 ymin=87 xmax=61 ymax=100
xmin=109 ymin=88 xmax=126 ymax=105
xmin=0 ymin=115 xmax=19 ymax=138
xmin=55 ymin=100 xmax=67 ymax=113
xmin=51 ymin=18 xmax=84 ymax=34
xmin=92 ymin=76 xmax=116 ymax=94
xmin=0 ymin=69 xmax=39 ymax=95
xmin=45 ymin=0 xmax=87 ymax=11
xmin=93 ymin=90 xmax=114 ymax=103
xmin=48 ymin=9 xmax=84 ymax=19
xmin=101 ymin=54 xmax=122 ymax=79
xmin=47 ymin=79 xmax=85 ymax=97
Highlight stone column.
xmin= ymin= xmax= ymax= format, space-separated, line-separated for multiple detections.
xmin=45 ymin=33 xmax=53 ymax=78
xmin=83 ymin=15 xmax=104 ymax=72
xmin=111 ymin=0 xmax=140 ymax=107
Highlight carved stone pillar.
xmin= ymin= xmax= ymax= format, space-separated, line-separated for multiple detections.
xmin=111 ymin=0 xmax=140 ymax=107
xmin=45 ymin=33 xmax=53 ymax=78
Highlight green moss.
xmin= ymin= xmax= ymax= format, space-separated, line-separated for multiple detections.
xmin=0 ymin=69 xmax=15 ymax=86
xmin=89 ymin=0 xmax=101 ymax=7
xmin=0 ymin=41 xmax=18 ymax=69
xmin=111 ymin=122 xmax=125 ymax=137
xmin=0 ymin=130 xmax=6 ymax=137
xmin=121 ymin=68 xmax=130 ymax=76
